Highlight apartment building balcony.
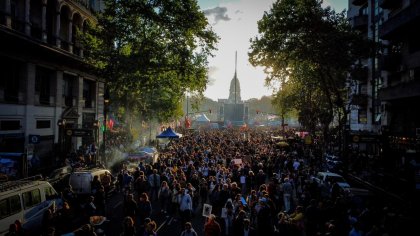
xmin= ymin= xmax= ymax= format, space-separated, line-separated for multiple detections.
xmin=380 ymin=0 xmax=420 ymax=39
xmin=352 ymin=94 xmax=368 ymax=106
xmin=351 ymin=66 xmax=368 ymax=82
xmin=352 ymin=0 xmax=367 ymax=6
xmin=379 ymin=80 xmax=420 ymax=101
xmin=379 ymin=53 xmax=401 ymax=72
xmin=379 ymin=0 xmax=402 ymax=10
xmin=351 ymin=14 xmax=368 ymax=31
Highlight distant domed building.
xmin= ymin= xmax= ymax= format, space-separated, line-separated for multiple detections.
xmin=217 ymin=52 xmax=249 ymax=126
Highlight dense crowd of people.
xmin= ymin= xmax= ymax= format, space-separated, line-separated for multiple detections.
xmin=111 ymin=128 xmax=406 ymax=236
xmin=6 ymin=128 xmax=411 ymax=236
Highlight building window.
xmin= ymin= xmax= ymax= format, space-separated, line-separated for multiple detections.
xmin=83 ymin=79 xmax=95 ymax=108
xmin=10 ymin=0 xmax=25 ymax=33
xmin=63 ymin=74 xmax=76 ymax=107
xmin=36 ymin=120 xmax=51 ymax=129
xmin=0 ymin=120 xmax=21 ymax=131
xmin=0 ymin=1 xmax=7 ymax=26
xmin=35 ymin=66 xmax=54 ymax=105
xmin=0 ymin=57 xmax=22 ymax=103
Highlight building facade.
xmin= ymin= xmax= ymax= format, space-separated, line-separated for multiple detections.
xmin=0 ymin=0 xmax=105 ymax=178
xmin=377 ymin=0 xmax=420 ymax=153
xmin=348 ymin=0 xmax=382 ymax=154
xmin=348 ymin=0 xmax=420 ymax=166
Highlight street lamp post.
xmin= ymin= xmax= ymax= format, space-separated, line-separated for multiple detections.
xmin=103 ymin=88 xmax=110 ymax=168
xmin=93 ymin=120 xmax=100 ymax=164
xmin=57 ymin=119 xmax=66 ymax=165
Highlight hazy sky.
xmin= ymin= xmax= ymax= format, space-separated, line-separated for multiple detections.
xmin=198 ymin=0 xmax=347 ymax=101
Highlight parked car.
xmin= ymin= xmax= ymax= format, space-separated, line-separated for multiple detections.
xmin=314 ymin=171 xmax=351 ymax=190
xmin=0 ymin=176 xmax=62 ymax=235
xmin=69 ymin=168 xmax=116 ymax=196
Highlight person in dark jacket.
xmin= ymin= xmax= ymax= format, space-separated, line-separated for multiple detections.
xmin=94 ymin=186 xmax=106 ymax=216
xmin=121 ymin=216 xmax=136 ymax=236
xmin=124 ymin=194 xmax=137 ymax=220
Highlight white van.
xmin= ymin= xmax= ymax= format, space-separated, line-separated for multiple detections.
xmin=0 ymin=176 xmax=61 ymax=235
xmin=69 ymin=168 xmax=116 ymax=195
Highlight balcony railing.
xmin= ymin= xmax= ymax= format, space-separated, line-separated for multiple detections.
xmin=351 ymin=66 xmax=368 ymax=81
xmin=379 ymin=0 xmax=402 ymax=10
xmin=352 ymin=15 xmax=368 ymax=31
xmin=380 ymin=0 xmax=420 ymax=39
xmin=379 ymin=53 xmax=401 ymax=72
xmin=379 ymin=80 xmax=420 ymax=101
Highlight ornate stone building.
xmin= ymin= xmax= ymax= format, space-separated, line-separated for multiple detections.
xmin=218 ymin=52 xmax=249 ymax=126
xmin=0 ymin=0 xmax=105 ymax=177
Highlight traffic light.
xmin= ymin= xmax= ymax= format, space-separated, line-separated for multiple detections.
xmin=209 ymin=109 xmax=212 ymax=114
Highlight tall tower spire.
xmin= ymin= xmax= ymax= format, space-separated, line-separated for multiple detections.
xmin=235 ymin=51 xmax=237 ymax=78
xmin=235 ymin=51 xmax=237 ymax=104
xmin=228 ymin=51 xmax=241 ymax=104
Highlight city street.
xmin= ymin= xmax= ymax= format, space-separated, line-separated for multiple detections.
xmin=1 ymin=0 xmax=420 ymax=236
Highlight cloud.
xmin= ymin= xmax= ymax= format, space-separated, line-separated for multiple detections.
xmin=203 ymin=6 xmax=231 ymax=24
xmin=207 ymin=66 xmax=218 ymax=86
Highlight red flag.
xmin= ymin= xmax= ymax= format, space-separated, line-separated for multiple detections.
xmin=185 ymin=117 xmax=191 ymax=128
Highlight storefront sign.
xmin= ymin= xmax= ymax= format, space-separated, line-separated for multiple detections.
xmin=65 ymin=129 xmax=93 ymax=137
xmin=29 ymin=135 xmax=40 ymax=144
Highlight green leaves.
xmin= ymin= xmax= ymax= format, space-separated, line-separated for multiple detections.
xmin=81 ymin=0 xmax=218 ymax=123
xmin=249 ymin=0 xmax=369 ymax=135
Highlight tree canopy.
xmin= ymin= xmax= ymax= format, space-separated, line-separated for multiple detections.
xmin=249 ymin=0 xmax=369 ymax=137
xmin=82 ymin=0 xmax=219 ymax=122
